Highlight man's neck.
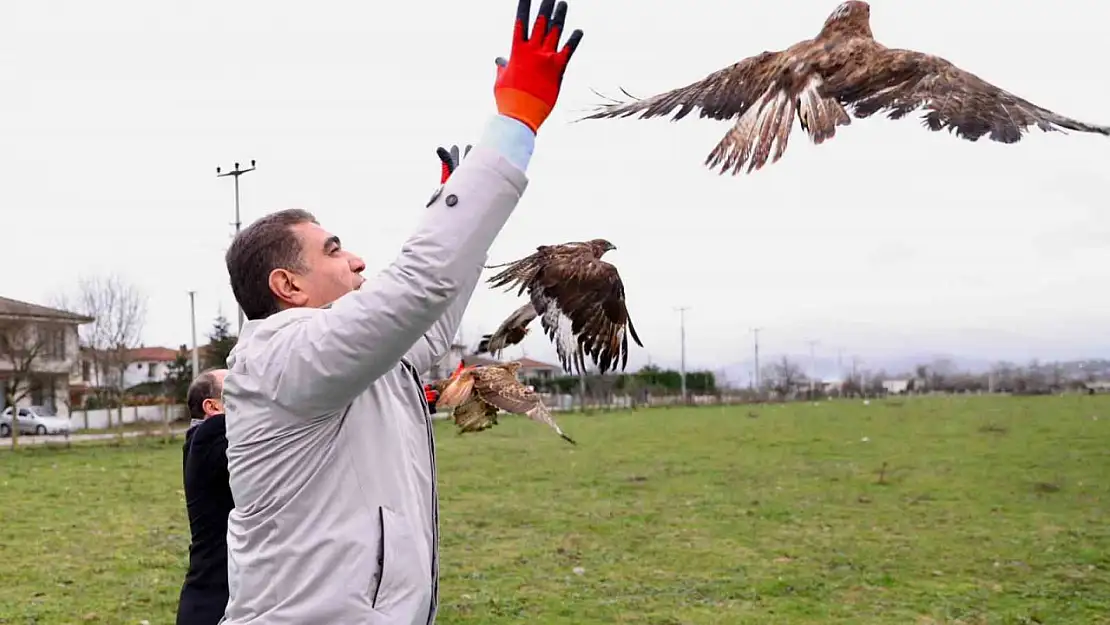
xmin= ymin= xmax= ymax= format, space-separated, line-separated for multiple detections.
xmin=190 ymin=412 xmax=224 ymax=428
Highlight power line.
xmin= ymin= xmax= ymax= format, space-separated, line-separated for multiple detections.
xmin=216 ymin=159 xmax=257 ymax=336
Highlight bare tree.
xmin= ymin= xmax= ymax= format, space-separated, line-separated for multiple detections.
xmin=991 ymin=361 xmax=1016 ymax=392
xmin=0 ymin=320 xmax=52 ymax=447
xmin=764 ymin=356 xmax=805 ymax=396
xmin=56 ymin=274 xmax=146 ymax=431
xmin=929 ymin=358 xmax=957 ymax=393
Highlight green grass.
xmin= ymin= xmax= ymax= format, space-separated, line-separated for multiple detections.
xmin=2 ymin=395 xmax=1109 ymax=624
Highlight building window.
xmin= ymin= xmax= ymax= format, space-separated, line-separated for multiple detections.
xmin=30 ymin=379 xmax=45 ymax=406
xmin=37 ymin=325 xmax=66 ymax=360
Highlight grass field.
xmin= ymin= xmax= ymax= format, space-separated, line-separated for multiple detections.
xmin=2 ymin=395 xmax=1109 ymax=624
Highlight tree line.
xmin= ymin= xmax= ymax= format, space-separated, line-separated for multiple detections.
xmin=754 ymin=354 xmax=1104 ymax=399
xmin=525 ymin=364 xmax=717 ymax=396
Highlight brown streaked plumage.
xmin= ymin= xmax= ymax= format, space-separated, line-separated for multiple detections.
xmin=484 ymin=239 xmax=642 ymax=375
xmin=581 ymin=1 xmax=1110 ymax=175
xmin=474 ymin=302 xmax=538 ymax=359
xmin=436 ymin=362 xmax=575 ymax=444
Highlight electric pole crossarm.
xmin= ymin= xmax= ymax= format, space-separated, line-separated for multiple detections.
xmin=216 ymin=159 xmax=257 ymax=336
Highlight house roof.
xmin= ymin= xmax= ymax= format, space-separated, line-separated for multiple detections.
xmin=0 ymin=296 xmax=94 ymax=324
xmin=463 ymin=355 xmax=560 ymax=370
xmin=83 ymin=345 xmax=182 ymax=362
xmin=517 ymin=357 xmax=559 ymax=370
xmin=126 ymin=346 xmax=181 ymax=362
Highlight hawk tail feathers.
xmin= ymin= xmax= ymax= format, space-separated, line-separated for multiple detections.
xmin=526 ymin=404 xmax=576 ymax=445
xmin=705 ymin=75 xmax=848 ymax=175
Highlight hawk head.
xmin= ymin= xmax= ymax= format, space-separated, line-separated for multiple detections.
xmin=586 ymin=238 xmax=617 ymax=258
xmin=820 ymin=1 xmax=872 ymax=39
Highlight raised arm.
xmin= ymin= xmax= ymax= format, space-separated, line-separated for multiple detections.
xmin=244 ymin=133 xmax=528 ymax=416
xmin=239 ymin=0 xmax=584 ymax=416
xmin=404 ymin=135 xmax=534 ymax=375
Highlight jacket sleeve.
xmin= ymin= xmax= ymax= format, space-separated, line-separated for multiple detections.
xmin=402 ymin=259 xmax=483 ymax=375
xmin=248 ymin=137 xmax=530 ymax=416
xmin=400 ymin=115 xmax=537 ymax=376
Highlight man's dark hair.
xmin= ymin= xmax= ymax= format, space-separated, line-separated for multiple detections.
xmin=225 ymin=208 xmax=318 ymax=321
xmin=187 ymin=369 xmax=224 ymax=420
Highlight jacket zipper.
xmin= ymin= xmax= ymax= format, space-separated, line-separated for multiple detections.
xmin=401 ymin=360 xmax=439 ymax=623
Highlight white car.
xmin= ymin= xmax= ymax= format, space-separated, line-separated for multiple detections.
xmin=0 ymin=405 xmax=73 ymax=437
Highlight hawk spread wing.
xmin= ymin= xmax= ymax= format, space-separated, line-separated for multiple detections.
xmin=580 ymin=1 xmax=1109 ymax=175
xmin=473 ymin=365 xmax=575 ymax=444
xmin=486 ymin=241 xmax=642 ymax=375
xmin=475 ymin=302 xmax=538 ymax=358
xmin=437 ymin=363 xmax=575 ymax=444
xmin=582 ymin=43 xmax=854 ymax=174
xmin=828 ymin=47 xmax=1110 ymax=143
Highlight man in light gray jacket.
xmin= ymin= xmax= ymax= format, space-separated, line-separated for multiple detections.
xmin=217 ymin=1 xmax=584 ymax=622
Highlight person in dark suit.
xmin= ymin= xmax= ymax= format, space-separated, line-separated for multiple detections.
xmin=176 ymin=368 xmax=232 ymax=625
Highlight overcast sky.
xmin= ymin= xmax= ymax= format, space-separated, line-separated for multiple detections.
xmin=4 ymin=0 xmax=1108 ymax=373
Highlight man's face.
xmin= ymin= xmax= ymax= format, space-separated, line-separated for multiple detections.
xmin=202 ymin=369 xmax=228 ymax=418
xmin=269 ymin=221 xmax=367 ymax=311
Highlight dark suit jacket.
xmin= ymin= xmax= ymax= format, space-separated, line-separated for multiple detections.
xmin=176 ymin=414 xmax=234 ymax=625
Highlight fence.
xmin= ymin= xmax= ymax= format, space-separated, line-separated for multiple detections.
xmin=66 ymin=403 xmax=187 ymax=431
xmin=432 ymin=392 xmax=753 ymax=418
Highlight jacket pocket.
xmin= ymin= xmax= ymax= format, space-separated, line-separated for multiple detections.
xmin=369 ymin=506 xmax=386 ymax=608
xmin=369 ymin=506 xmax=408 ymax=611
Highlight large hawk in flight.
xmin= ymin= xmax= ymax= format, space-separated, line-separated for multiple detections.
xmin=582 ymin=1 xmax=1110 ymax=175
xmin=485 ymin=238 xmax=642 ymax=375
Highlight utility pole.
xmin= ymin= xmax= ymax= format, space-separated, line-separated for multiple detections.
xmin=676 ymin=307 xmax=689 ymax=403
xmin=216 ymin=159 xmax=256 ymax=335
xmin=806 ymin=339 xmax=820 ymax=394
xmin=188 ymin=291 xmax=200 ymax=377
xmin=750 ymin=327 xmax=762 ymax=391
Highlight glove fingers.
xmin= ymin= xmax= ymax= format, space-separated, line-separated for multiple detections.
xmin=530 ymin=0 xmax=555 ymax=42
xmin=546 ymin=1 xmax=567 ymax=48
xmin=558 ymin=29 xmax=583 ymax=64
xmin=450 ymin=145 xmax=460 ymax=164
xmin=436 ymin=147 xmax=452 ymax=166
xmin=464 ymin=144 xmax=473 ymax=157
xmin=515 ymin=0 xmax=532 ymax=41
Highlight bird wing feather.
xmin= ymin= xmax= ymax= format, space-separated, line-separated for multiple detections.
xmin=531 ymin=251 xmax=642 ymax=375
xmin=436 ymin=371 xmax=475 ymax=409
xmin=825 ymin=47 xmax=1110 ymax=142
xmin=477 ymin=302 xmax=538 ymax=357
xmin=580 ymin=51 xmax=786 ymax=123
xmin=580 ymin=41 xmax=858 ymax=174
xmin=472 ymin=366 xmax=575 ymax=444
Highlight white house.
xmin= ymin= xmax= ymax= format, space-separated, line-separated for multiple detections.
xmin=0 ymin=296 xmax=94 ymax=416
xmin=881 ymin=379 xmax=912 ymax=395
xmin=77 ymin=345 xmax=181 ymax=391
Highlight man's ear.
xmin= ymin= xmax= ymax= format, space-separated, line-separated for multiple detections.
xmin=202 ymin=397 xmax=219 ymax=415
xmin=268 ymin=268 xmax=310 ymax=308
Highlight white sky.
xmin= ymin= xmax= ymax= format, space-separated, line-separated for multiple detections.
xmin=4 ymin=0 xmax=1108 ymax=373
